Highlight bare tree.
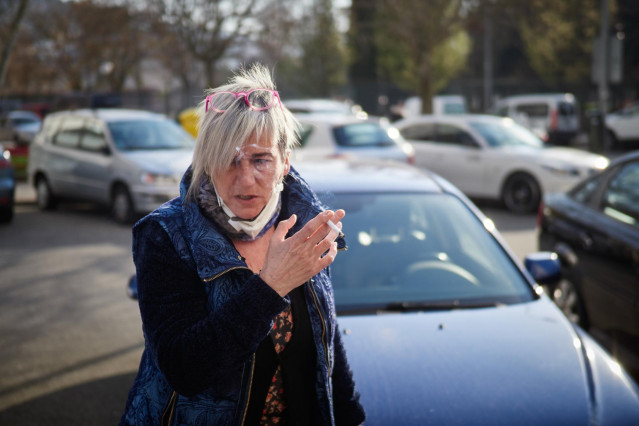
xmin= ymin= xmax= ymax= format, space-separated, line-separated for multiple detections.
xmin=148 ymin=0 xmax=262 ymax=86
xmin=375 ymin=0 xmax=471 ymax=113
xmin=0 ymin=0 xmax=30 ymax=90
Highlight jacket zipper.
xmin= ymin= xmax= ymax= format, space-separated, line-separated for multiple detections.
xmin=308 ymin=279 xmax=330 ymax=375
xmin=161 ymin=390 xmax=178 ymax=426
xmin=239 ymin=353 xmax=256 ymax=426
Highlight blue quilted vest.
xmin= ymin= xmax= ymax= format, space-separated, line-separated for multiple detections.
xmin=120 ymin=166 xmax=344 ymax=425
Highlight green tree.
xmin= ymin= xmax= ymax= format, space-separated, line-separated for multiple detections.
xmin=296 ymin=0 xmax=347 ymax=97
xmin=519 ymin=0 xmax=614 ymax=86
xmin=375 ymin=0 xmax=471 ymax=113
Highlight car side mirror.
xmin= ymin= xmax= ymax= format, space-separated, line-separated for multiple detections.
xmin=127 ymin=275 xmax=138 ymax=300
xmin=524 ymin=251 xmax=561 ymax=285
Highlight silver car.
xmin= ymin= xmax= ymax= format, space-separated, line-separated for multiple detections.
xmin=28 ymin=109 xmax=194 ymax=222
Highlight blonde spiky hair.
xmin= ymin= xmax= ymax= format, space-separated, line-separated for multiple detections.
xmin=186 ymin=63 xmax=300 ymax=200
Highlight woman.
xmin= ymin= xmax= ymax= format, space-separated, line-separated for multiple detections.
xmin=120 ymin=64 xmax=366 ymax=425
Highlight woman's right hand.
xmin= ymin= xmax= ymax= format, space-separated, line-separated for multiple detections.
xmin=259 ymin=209 xmax=344 ymax=297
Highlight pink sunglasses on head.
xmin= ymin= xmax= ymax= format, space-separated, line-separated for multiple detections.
xmin=205 ymin=88 xmax=282 ymax=113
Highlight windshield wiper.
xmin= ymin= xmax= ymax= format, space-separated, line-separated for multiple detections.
xmin=380 ymin=300 xmax=500 ymax=312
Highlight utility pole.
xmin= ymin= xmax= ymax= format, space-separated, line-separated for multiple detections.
xmin=597 ymin=0 xmax=610 ymax=152
xmin=483 ymin=14 xmax=493 ymax=113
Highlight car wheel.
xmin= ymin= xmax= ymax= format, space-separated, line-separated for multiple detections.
xmin=36 ymin=176 xmax=57 ymax=210
xmin=502 ymin=172 xmax=541 ymax=214
xmin=112 ymin=185 xmax=135 ymax=224
xmin=552 ymin=278 xmax=589 ymax=329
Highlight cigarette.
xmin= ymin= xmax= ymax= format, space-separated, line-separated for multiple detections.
xmin=327 ymin=220 xmax=341 ymax=235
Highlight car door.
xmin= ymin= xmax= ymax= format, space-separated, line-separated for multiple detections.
xmin=46 ymin=115 xmax=86 ymax=197
xmin=72 ymin=118 xmax=113 ymax=204
xmin=402 ymin=122 xmax=484 ymax=196
xmin=612 ymin=105 xmax=639 ymax=140
xmin=579 ymin=161 xmax=639 ymax=344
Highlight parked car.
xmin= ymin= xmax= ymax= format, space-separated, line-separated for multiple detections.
xmin=394 ymin=114 xmax=608 ymax=213
xmin=538 ymin=150 xmax=639 ymax=379
xmin=493 ymin=93 xmax=580 ymax=144
xmin=606 ymin=102 xmax=639 ymax=148
xmin=0 ymin=143 xmax=15 ymax=223
xmin=0 ymin=110 xmax=42 ymax=144
xmin=292 ymin=114 xmax=415 ymax=164
xmin=284 ymin=98 xmax=367 ymax=119
xmin=28 ymin=108 xmax=195 ymax=223
xmin=127 ymin=157 xmax=639 ymax=424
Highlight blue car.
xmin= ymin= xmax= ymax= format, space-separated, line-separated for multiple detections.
xmin=298 ymin=158 xmax=639 ymax=425
xmin=0 ymin=143 xmax=15 ymax=223
xmin=127 ymin=158 xmax=639 ymax=424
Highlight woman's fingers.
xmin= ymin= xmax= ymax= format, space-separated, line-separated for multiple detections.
xmin=261 ymin=210 xmax=345 ymax=297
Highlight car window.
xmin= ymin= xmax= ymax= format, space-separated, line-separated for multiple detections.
xmin=297 ymin=123 xmax=313 ymax=147
xmin=496 ymin=106 xmax=509 ymax=116
xmin=601 ymin=162 xmax=639 ymax=227
xmin=400 ymin=123 xmax=436 ymax=141
xmin=436 ymin=124 xmax=477 ymax=147
xmin=558 ymin=102 xmax=575 ymax=116
xmin=469 ymin=119 xmax=543 ymax=148
xmin=333 ymin=122 xmax=396 ymax=147
xmin=515 ymin=103 xmax=548 ymax=118
xmin=107 ymin=119 xmax=194 ymax=151
xmin=570 ymin=174 xmax=603 ymax=204
xmin=317 ymin=192 xmax=533 ymax=312
xmin=53 ymin=116 xmax=85 ymax=149
xmin=80 ymin=120 xmax=108 ymax=153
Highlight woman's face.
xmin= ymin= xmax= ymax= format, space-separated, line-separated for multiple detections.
xmin=213 ymin=134 xmax=289 ymax=220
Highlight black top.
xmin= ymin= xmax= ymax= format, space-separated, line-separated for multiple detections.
xmin=245 ymin=285 xmax=322 ymax=425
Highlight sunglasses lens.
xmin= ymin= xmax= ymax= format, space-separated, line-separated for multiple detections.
xmin=247 ymin=90 xmax=275 ymax=110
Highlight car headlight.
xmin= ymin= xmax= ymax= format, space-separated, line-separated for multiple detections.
xmin=140 ymin=172 xmax=179 ymax=186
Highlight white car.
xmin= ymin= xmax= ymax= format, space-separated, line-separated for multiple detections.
xmin=283 ymin=98 xmax=367 ymax=118
xmin=394 ymin=114 xmax=609 ymax=213
xmin=606 ymin=103 xmax=639 ymax=147
xmin=0 ymin=110 xmax=42 ymax=144
xmin=291 ymin=113 xmax=415 ymax=164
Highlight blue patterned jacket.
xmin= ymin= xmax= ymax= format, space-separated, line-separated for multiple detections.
xmin=120 ymin=166 xmax=365 ymax=425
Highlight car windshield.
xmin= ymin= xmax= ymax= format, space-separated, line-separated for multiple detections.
xmin=108 ymin=119 xmax=195 ymax=151
xmin=470 ymin=119 xmax=543 ymax=148
xmin=333 ymin=122 xmax=399 ymax=147
xmin=317 ymin=192 xmax=534 ymax=313
xmin=12 ymin=117 xmax=40 ymax=126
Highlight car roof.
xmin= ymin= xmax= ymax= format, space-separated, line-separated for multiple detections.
xmin=495 ymin=93 xmax=576 ymax=103
xmin=292 ymin=157 xmax=447 ymax=194
xmin=45 ymin=108 xmax=167 ymax=122
xmin=394 ymin=113 xmax=509 ymax=126
xmin=295 ymin=114 xmax=378 ymax=126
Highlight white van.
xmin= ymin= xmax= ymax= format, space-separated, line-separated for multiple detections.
xmin=402 ymin=95 xmax=467 ymax=118
xmin=493 ymin=93 xmax=580 ymax=144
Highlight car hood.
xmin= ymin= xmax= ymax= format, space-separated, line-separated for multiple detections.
xmin=338 ymin=297 xmax=639 ymax=425
xmin=537 ymin=146 xmax=608 ymax=169
xmin=121 ymin=149 xmax=193 ymax=175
